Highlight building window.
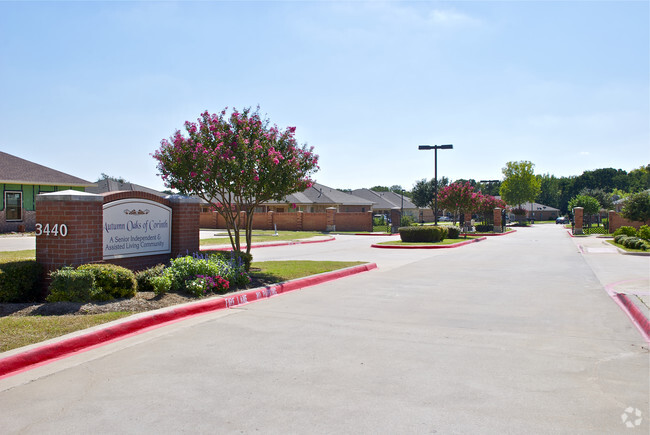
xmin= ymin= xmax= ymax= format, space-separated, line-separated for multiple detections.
xmin=5 ymin=192 xmax=22 ymax=221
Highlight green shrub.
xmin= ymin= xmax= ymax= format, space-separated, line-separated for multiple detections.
xmin=398 ymin=226 xmax=447 ymax=243
xmin=400 ymin=215 xmax=416 ymax=227
xmin=0 ymin=261 xmax=42 ymax=303
xmin=614 ymin=235 xmax=628 ymax=244
xmin=77 ymin=264 xmax=137 ymax=300
xmin=135 ymin=264 xmax=166 ymax=292
xmin=150 ymin=275 xmax=172 ymax=295
xmin=447 ymin=226 xmax=460 ymax=239
xmin=613 ymin=226 xmax=638 ymax=237
xmin=47 ymin=267 xmax=96 ymax=302
xmin=475 ymin=224 xmax=493 ymax=232
xmin=638 ymin=225 xmax=650 ymax=241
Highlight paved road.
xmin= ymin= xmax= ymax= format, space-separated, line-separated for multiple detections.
xmin=1 ymin=225 xmax=648 ymax=433
xmin=0 ymin=234 xmax=35 ymax=252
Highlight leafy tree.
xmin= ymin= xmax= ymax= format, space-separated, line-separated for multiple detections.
xmin=621 ymin=191 xmax=650 ymax=224
xmin=370 ymin=185 xmax=390 ymax=192
xmin=390 ymin=185 xmax=404 ymax=193
xmin=578 ymin=188 xmax=613 ymax=211
xmin=568 ymin=194 xmax=601 ymax=225
xmin=536 ymin=173 xmax=562 ymax=210
xmin=499 ymin=161 xmax=541 ymax=207
xmin=628 ymin=165 xmax=650 ymax=193
xmin=476 ymin=180 xmax=501 ymax=196
xmin=411 ymin=177 xmax=449 ymax=212
xmin=153 ymin=107 xmax=319 ymax=258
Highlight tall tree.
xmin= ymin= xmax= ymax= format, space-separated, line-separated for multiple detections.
xmin=411 ymin=177 xmax=449 ymax=212
xmin=438 ymin=182 xmax=480 ymax=224
xmin=621 ymin=191 xmax=650 ymax=224
xmin=153 ymin=107 xmax=319 ymax=259
xmin=499 ymin=161 xmax=541 ymax=208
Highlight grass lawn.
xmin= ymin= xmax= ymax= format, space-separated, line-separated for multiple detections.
xmin=0 ymin=249 xmax=35 ymax=263
xmin=377 ymin=236 xmax=481 ymax=246
xmin=200 ymin=230 xmax=327 ymax=246
xmin=251 ymin=260 xmax=365 ymax=282
xmin=0 ymin=260 xmax=367 ymax=352
xmin=605 ymin=239 xmax=649 ymax=253
xmin=0 ymin=312 xmax=133 ymax=353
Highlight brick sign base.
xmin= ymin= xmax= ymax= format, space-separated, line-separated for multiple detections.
xmin=36 ymin=190 xmax=199 ymax=292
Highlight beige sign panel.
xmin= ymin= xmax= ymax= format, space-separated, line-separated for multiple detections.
xmin=103 ymin=199 xmax=172 ymax=259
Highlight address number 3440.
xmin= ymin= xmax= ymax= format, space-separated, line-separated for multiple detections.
xmin=35 ymin=223 xmax=68 ymax=237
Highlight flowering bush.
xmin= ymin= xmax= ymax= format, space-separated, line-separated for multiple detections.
xmin=153 ymin=106 xmax=319 ymax=256
xmin=161 ymin=252 xmax=250 ymax=297
xmin=186 ymin=275 xmax=230 ymax=297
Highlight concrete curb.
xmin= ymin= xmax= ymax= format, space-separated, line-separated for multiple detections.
xmin=200 ymin=236 xmax=335 ymax=251
xmin=371 ymin=237 xmax=487 ymax=249
xmin=604 ymin=279 xmax=650 ymax=344
xmin=0 ymin=262 xmax=377 ymax=379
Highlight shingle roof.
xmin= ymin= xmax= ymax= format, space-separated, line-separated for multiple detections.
xmin=86 ymin=179 xmax=165 ymax=197
xmin=267 ymin=182 xmax=374 ymax=206
xmin=0 ymin=151 xmax=93 ymax=186
xmin=351 ymin=189 xmax=417 ymax=209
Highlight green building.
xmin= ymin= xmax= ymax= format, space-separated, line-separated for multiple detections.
xmin=0 ymin=151 xmax=94 ymax=232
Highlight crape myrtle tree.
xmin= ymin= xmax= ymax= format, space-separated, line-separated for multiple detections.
xmin=154 ymin=107 xmax=319 ymax=261
xmin=476 ymin=193 xmax=507 ymax=225
xmin=437 ymin=182 xmax=481 ymax=225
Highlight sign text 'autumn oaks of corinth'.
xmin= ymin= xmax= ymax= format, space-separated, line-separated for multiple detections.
xmin=103 ymin=199 xmax=171 ymax=259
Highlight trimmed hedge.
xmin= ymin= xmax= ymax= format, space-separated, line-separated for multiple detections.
xmin=77 ymin=264 xmax=137 ymax=300
xmin=398 ymin=226 xmax=447 ymax=243
xmin=614 ymin=235 xmax=650 ymax=251
xmin=447 ymin=226 xmax=460 ymax=239
xmin=475 ymin=224 xmax=493 ymax=232
xmin=46 ymin=263 xmax=137 ymax=302
xmin=0 ymin=261 xmax=42 ymax=303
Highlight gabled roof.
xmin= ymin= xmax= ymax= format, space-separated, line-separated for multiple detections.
xmin=86 ymin=179 xmax=165 ymax=197
xmin=0 ymin=151 xmax=93 ymax=186
xmin=266 ymin=182 xmax=373 ymax=206
xmin=351 ymin=189 xmax=417 ymax=209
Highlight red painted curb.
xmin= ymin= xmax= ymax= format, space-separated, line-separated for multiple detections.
xmin=614 ymin=293 xmax=650 ymax=343
xmin=200 ymin=236 xmax=335 ymax=251
xmin=0 ymin=262 xmax=377 ymax=379
xmin=371 ymin=237 xmax=487 ymax=249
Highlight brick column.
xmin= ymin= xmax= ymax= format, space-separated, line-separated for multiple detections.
xmin=326 ymin=207 xmax=336 ymax=231
xmin=608 ymin=210 xmax=616 ymax=234
xmin=297 ymin=211 xmax=304 ymax=231
xmin=36 ymin=191 xmax=104 ymax=293
xmin=390 ymin=207 xmax=401 ymax=233
xmin=494 ymin=207 xmax=503 ymax=233
xmin=366 ymin=211 xmax=373 ymax=232
xmin=166 ymin=195 xmax=200 ymax=257
xmin=573 ymin=207 xmax=584 ymax=235
xmin=267 ymin=211 xmax=274 ymax=231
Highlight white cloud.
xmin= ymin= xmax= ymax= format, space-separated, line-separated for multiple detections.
xmin=428 ymin=9 xmax=481 ymax=27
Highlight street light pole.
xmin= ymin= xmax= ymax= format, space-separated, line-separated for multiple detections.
xmin=418 ymin=144 xmax=453 ymax=226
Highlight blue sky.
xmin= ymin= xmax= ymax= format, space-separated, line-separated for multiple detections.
xmin=1 ymin=0 xmax=648 ymax=192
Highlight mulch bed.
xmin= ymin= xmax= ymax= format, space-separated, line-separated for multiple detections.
xmin=0 ymin=275 xmax=277 ymax=317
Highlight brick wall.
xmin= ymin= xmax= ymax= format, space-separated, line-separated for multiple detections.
xmin=199 ymin=210 xmax=371 ymax=232
xmin=303 ymin=213 xmax=327 ymax=231
xmin=608 ymin=211 xmax=647 ymax=233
